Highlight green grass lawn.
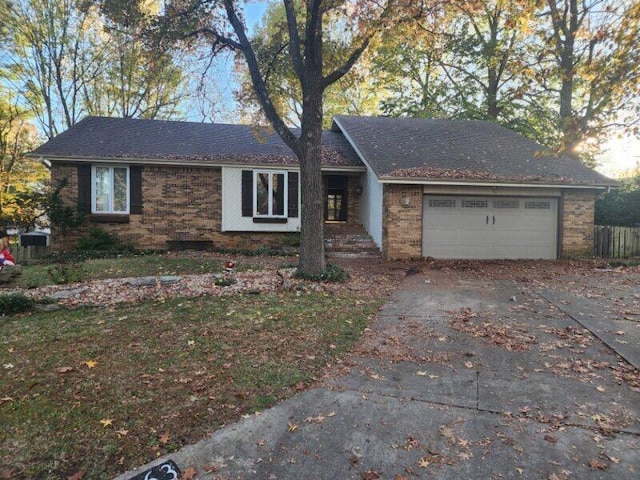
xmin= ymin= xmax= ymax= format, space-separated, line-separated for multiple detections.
xmin=1 ymin=284 xmax=382 ymax=479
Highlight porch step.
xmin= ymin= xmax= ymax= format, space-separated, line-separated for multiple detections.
xmin=324 ymin=224 xmax=381 ymax=258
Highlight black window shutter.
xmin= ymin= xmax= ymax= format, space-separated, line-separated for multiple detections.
xmin=77 ymin=164 xmax=91 ymax=214
xmin=130 ymin=166 xmax=143 ymax=214
xmin=241 ymin=170 xmax=253 ymax=217
xmin=288 ymin=172 xmax=299 ymax=218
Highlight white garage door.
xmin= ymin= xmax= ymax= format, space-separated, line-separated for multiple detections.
xmin=422 ymin=196 xmax=558 ymax=259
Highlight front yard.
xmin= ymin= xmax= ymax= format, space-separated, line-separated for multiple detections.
xmin=0 ymin=253 xmax=400 ymax=480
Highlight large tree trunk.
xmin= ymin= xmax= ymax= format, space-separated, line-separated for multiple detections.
xmin=297 ymin=69 xmax=326 ymax=276
xmin=297 ymin=134 xmax=325 ymax=276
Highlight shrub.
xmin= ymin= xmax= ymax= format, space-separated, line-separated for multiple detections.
xmin=76 ymin=227 xmax=123 ymax=251
xmin=47 ymin=264 xmax=85 ymax=284
xmin=294 ymin=263 xmax=350 ymax=283
xmin=214 ymin=276 xmax=236 ymax=287
xmin=0 ymin=294 xmax=35 ymax=315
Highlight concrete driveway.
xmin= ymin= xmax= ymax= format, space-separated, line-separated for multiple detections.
xmin=117 ymin=263 xmax=640 ymax=480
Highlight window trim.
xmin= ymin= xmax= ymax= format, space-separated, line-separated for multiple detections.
xmin=91 ymin=165 xmax=130 ymax=214
xmin=253 ymin=169 xmax=288 ymax=218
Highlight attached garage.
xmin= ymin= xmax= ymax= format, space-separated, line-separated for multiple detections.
xmin=422 ymin=195 xmax=558 ymax=259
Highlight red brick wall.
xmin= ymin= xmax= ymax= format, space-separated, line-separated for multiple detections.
xmin=49 ymin=163 xmax=298 ymax=251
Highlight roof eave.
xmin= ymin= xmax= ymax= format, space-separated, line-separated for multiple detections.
xmin=378 ymin=176 xmax=615 ymax=190
xmin=28 ymin=153 xmax=366 ymax=172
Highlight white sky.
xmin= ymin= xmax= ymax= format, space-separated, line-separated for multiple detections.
xmin=596 ymin=135 xmax=640 ymax=179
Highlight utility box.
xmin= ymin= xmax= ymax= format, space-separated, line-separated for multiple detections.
xmin=20 ymin=232 xmax=50 ymax=247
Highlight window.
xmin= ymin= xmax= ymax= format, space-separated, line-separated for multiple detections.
xmin=241 ymin=169 xmax=298 ymax=220
xmin=92 ymin=165 xmax=129 ymax=214
xmin=428 ymin=199 xmax=456 ymax=208
xmin=525 ymin=201 xmax=551 ymax=210
xmin=254 ymin=170 xmax=287 ymax=217
xmin=462 ymin=199 xmax=488 ymax=208
xmin=494 ymin=200 xmax=519 ymax=209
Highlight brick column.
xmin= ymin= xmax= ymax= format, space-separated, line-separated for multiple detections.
xmin=383 ymin=184 xmax=423 ymax=259
xmin=561 ymin=189 xmax=596 ymax=257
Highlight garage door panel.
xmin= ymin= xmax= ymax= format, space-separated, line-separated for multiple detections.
xmin=423 ymin=195 xmax=557 ymax=259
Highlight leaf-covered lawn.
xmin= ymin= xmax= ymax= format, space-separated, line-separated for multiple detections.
xmin=1 ymin=291 xmax=383 ymax=479
xmin=14 ymin=253 xmax=252 ymax=288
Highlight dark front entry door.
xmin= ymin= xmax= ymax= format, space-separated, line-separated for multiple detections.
xmin=324 ymin=175 xmax=348 ymax=222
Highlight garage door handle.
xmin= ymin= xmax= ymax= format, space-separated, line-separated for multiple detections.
xmin=493 ymin=216 xmax=495 ymax=225
xmin=486 ymin=215 xmax=489 ymax=224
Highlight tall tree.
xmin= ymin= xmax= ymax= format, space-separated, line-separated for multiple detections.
xmin=7 ymin=0 xmax=102 ymax=138
xmin=87 ymin=0 xmax=187 ymax=119
xmin=539 ymin=0 xmax=640 ymax=155
xmin=6 ymin=0 xmax=189 ymax=137
xmin=0 ymin=93 xmax=47 ymax=228
xmin=158 ymin=0 xmax=416 ymax=275
xmin=373 ymin=0 xmax=539 ymax=125
xmin=233 ymin=1 xmax=383 ymax=127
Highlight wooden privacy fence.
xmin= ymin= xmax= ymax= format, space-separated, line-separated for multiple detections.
xmin=593 ymin=225 xmax=640 ymax=258
xmin=11 ymin=245 xmax=49 ymax=263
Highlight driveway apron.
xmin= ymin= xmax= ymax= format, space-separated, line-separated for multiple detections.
xmin=116 ymin=269 xmax=640 ymax=480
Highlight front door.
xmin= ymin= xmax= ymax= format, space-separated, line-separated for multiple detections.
xmin=324 ymin=175 xmax=348 ymax=222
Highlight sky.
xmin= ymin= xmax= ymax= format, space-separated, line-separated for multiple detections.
xmin=597 ymin=135 xmax=640 ymax=178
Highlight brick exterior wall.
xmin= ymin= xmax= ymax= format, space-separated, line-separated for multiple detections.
xmin=49 ymin=163 xmax=298 ymax=251
xmin=345 ymin=175 xmax=361 ymax=227
xmin=561 ymin=189 xmax=596 ymax=257
xmin=382 ymin=184 xmax=423 ymax=259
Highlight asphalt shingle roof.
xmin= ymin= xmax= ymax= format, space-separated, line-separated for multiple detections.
xmin=30 ymin=116 xmax=363 ymax=168
xmin=332 ymin=115 xmax=617 ymax=186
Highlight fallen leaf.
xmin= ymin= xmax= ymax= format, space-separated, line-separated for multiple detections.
xmin=418 ymin=457 xmax=430 ymax=468
xmin=589 ymin=459 xmax=609 ymax=470
xmin=181 ymin=466 xmax=198 ymax=480
xmin=159 ymin=432 xmax=170 ymax=444
xmin=596 ymin=386 xmax=606 ymax=393
xmin=84 ymin=360 xmax=97 ymax=369
xmin=362 ymin=470 xmax=381 ymax=479
xmin=516 ymin=467 xmax=524 ymax=474
xmin=288 ymin=422 xmax=298 ymax=433
xmin=116 ymin=429 xmax=129 ymax=437
xmin=67 ymin=471 xmax=85 ymax=480
xmin=99 ymin=419 xmax=113 ymax=427
xmin=56 ymin=366 xmax=74 ymax=374
xmin=544 ymin=435 xmax=558 ymax=443
xmin=464 ymin=361 xmax=474 ymax=369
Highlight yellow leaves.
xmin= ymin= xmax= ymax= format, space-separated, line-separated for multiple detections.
xmin=418 ymin=457 xmax=431 ymax=468
xmin=287 ymin=422 xmax=298 ymax=433
xmin=99 ymin=419 xmax=113 ymax=427
xmin=83 ymin=360 xmax=97 ymax=369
